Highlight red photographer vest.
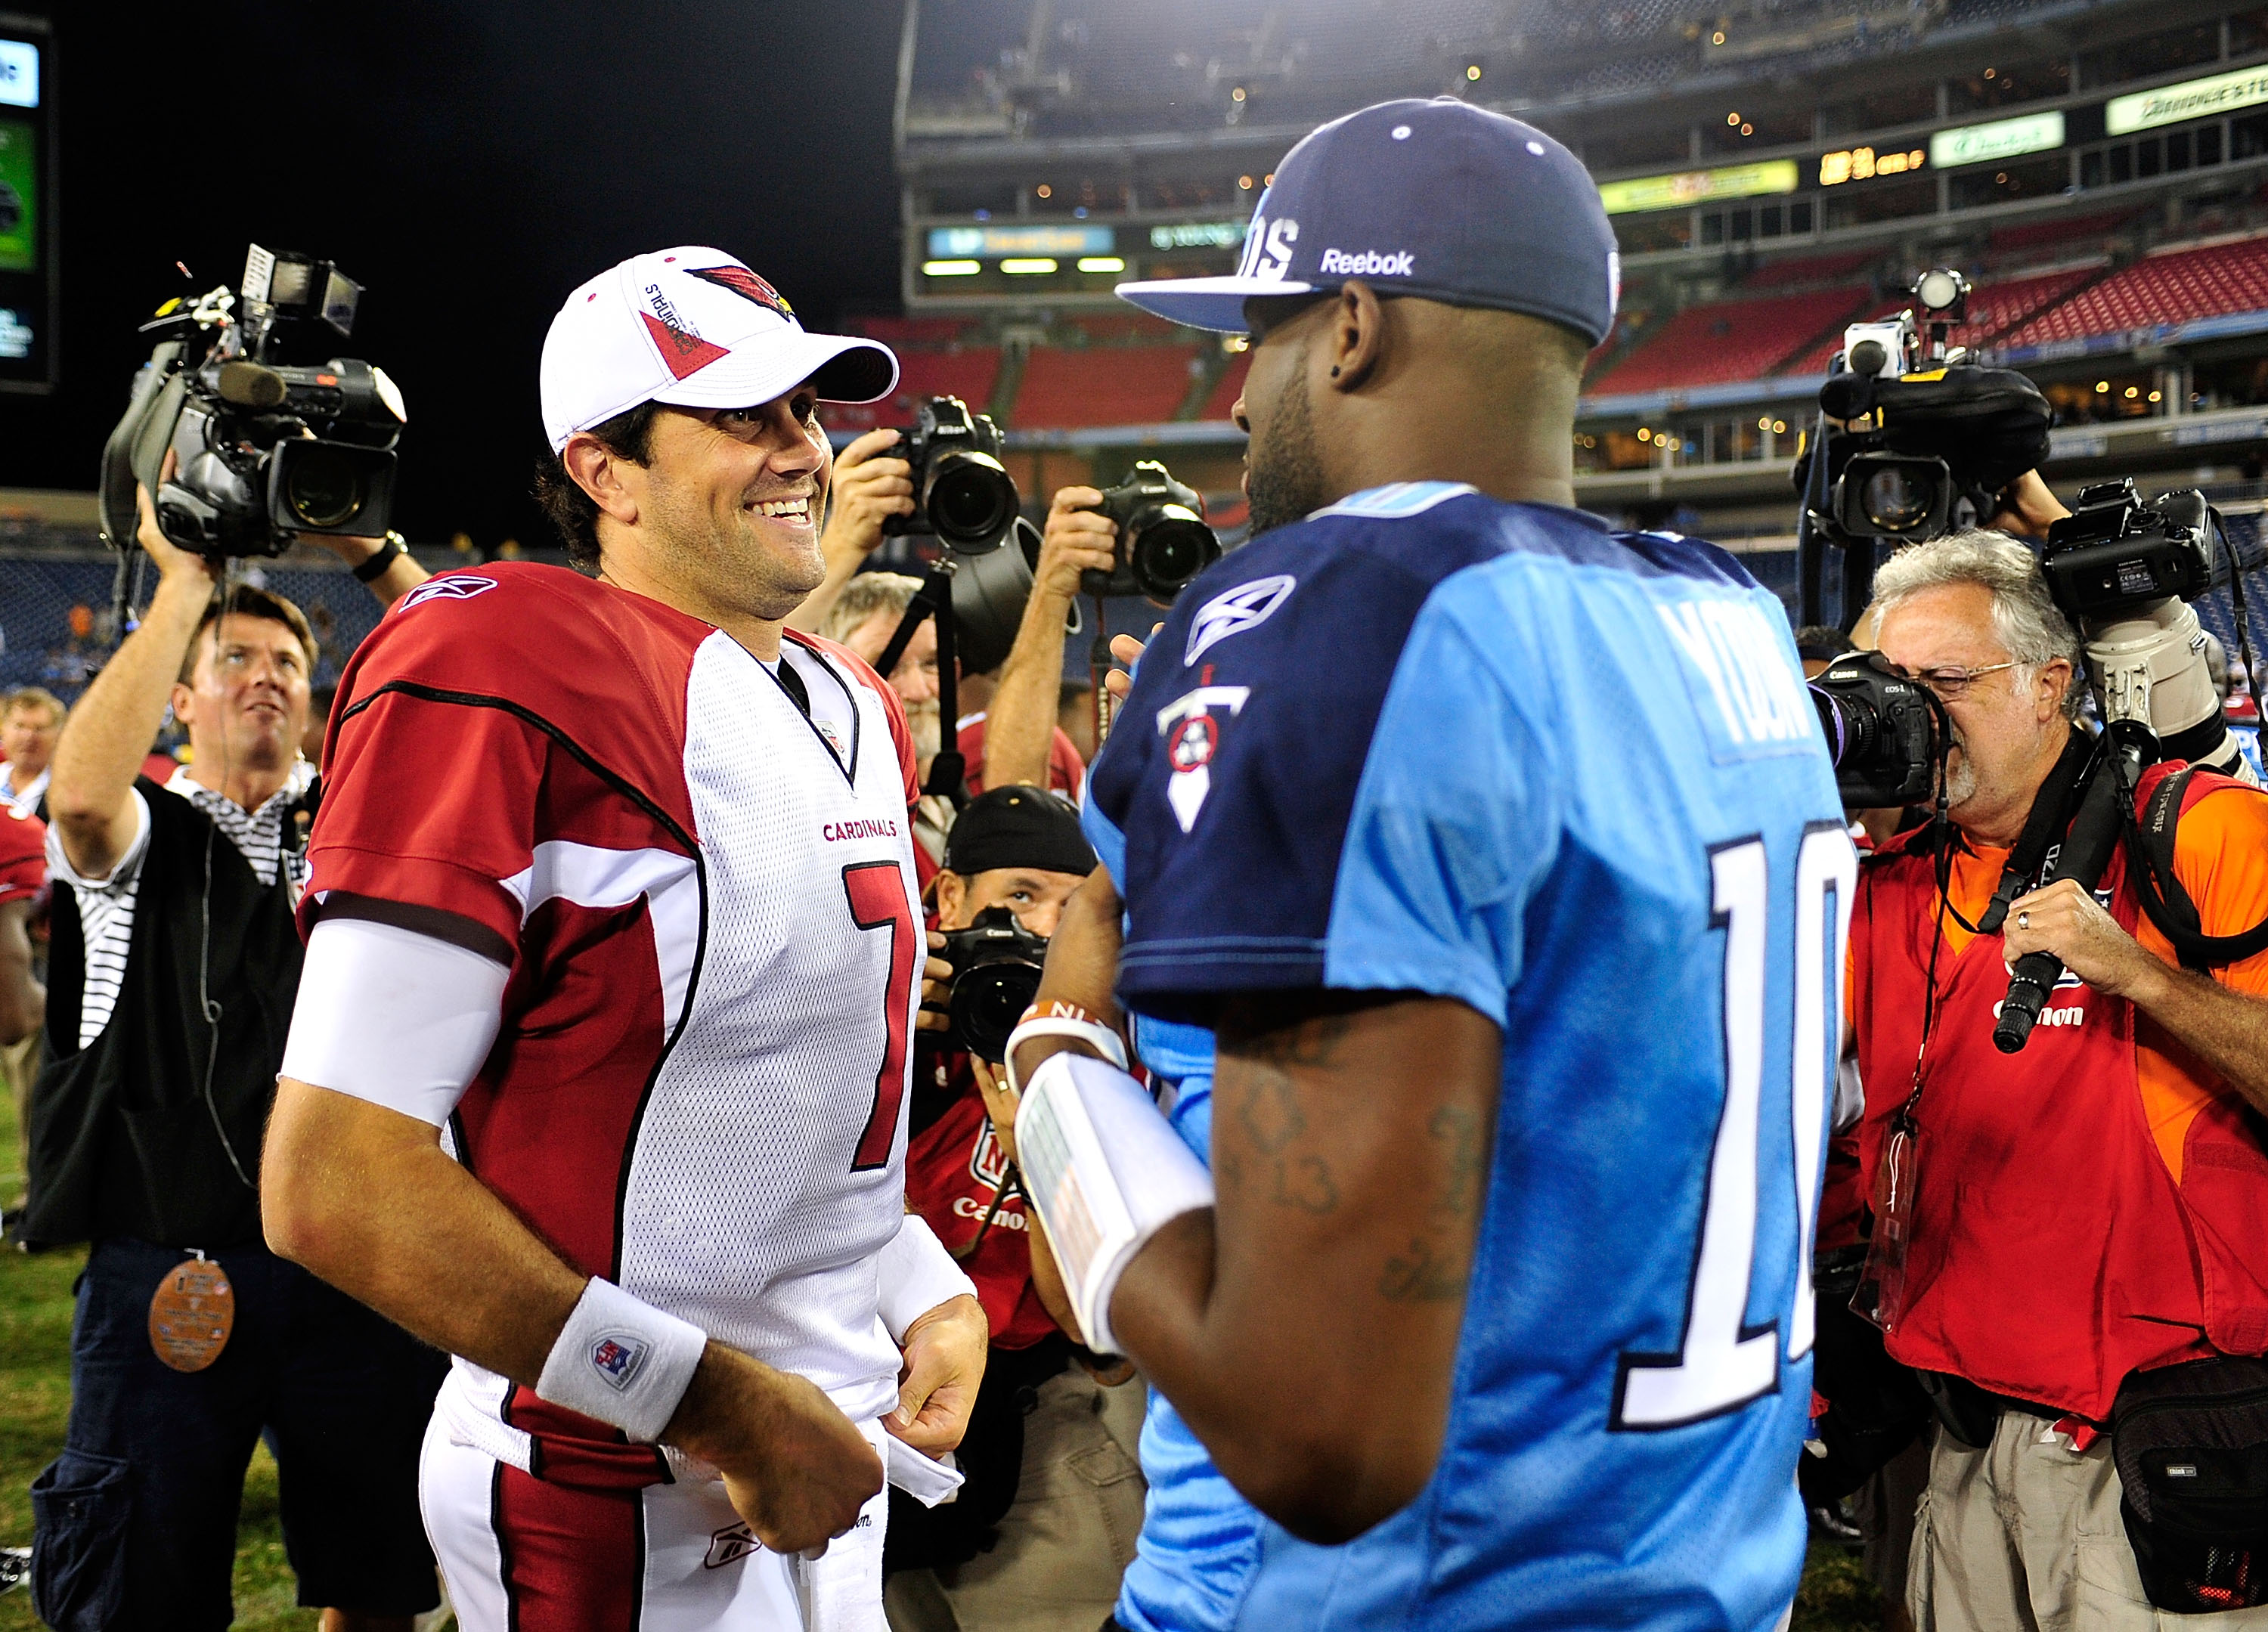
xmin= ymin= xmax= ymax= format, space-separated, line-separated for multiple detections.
xmin=1850 ymin=763 xmax=2268 ymax=1423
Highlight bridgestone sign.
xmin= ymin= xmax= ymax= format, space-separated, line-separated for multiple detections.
xmin=2107 ymin=65 xmax=2268 ymax=136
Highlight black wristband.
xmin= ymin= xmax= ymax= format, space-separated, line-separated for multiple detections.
xmin=352 ymin=534 xmax=406 ymax=583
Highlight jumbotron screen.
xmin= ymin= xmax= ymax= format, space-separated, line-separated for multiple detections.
xmin=0 ymin=21 xmax=51 ymax=392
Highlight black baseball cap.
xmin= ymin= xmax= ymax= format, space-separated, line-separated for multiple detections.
xmin=1115 ymin=97 xmax=1619 ymax=345
xmin=941 ymin=786 xmax=1098 ymax=880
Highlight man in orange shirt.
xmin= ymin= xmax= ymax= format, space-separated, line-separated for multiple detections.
xmin=1848 ymin=525 xmax=2268 ymax=1630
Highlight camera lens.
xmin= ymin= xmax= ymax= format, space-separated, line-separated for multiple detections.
xmin=283 ymin=444 xmax=367 ymax=530
xmin=1861 ymin=466 xmax=1935 ymax=532
xmin=927 ymin=452 xmax=1018 ymax=549
xmin=950 ymin=960 xmax=1044 ymax=1063
xmin=1129 ymin=508 xmax=1221 ymax=600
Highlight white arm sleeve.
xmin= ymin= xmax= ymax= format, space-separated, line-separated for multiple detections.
xmin=280 ymin=916 xmax=510 ymax=1126
xmin=875 ymin=1214 xmax=980 ymax=1343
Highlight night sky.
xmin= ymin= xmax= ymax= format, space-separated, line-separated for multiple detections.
xmin=0 ymin=1 xmax=908 ymax=549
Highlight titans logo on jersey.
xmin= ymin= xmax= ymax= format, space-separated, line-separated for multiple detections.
xmin=1090 ymin=482 xmax=1854 ymax=1632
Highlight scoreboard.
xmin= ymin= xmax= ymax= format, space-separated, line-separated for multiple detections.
xmin=0 ymin=17 xmax=49 ymax=392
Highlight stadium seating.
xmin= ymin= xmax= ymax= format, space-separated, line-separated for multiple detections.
xmin=1012 ymin=342 xmax=1201 ymax=428
xmin=1585 ymin=286 xmax=1872 ymax=395
xmin=1775 ymin=267 xmax=2102 ymax=374
xmin=1202 ymin=351 xmax=1250 ymax=421
xmin=1997 ymin=236 xmax=2268 ymax=348
xmin=826 ymin=348 xmax=1004 ymax=432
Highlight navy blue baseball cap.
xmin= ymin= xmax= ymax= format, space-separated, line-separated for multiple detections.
xmin=1116 ymin=98 xmax=1619 ymax=345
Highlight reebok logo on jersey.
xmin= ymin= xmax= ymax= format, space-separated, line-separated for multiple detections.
xmin=396 ymin=574 xmax=498 ymax=613
xmin=705 ymin=1523 xmax=758 ymax=1569
xmin=1318 ymin=248 xmax=1414 ymax=277
xmin=1185 ymin=574 xmax=1297 ymax=665
xmin=590 ymin=1333 xmax=649 ymax=1391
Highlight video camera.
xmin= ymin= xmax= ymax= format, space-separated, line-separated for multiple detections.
xmin=100 ymin=246 xmax=406 ymax=558
xmin=933 ymin=906 xmax=1049 ymax=1063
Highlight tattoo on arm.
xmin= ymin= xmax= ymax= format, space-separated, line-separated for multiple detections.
xmin=1219 ymin=1014 xmax=1352 ymax=1217
xmin=1379 ymin=1105 xmax=1486 ymax=1304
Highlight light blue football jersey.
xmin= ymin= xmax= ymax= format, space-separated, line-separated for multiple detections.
xmin=1086 ymin=483 xmax=1854 ymax=1632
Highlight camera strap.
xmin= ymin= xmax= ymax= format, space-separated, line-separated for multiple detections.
xmin=874 ymin=562 xmax=969 ymax=807
xmin=1975 ymin=730 xmax=2099 ymax=937
xmin=2124 ymin=766 xmax=2268 ymax=971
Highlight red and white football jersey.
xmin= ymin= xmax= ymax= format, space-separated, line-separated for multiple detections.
xmin=305 ymin=564 xmax=924 ymax=1473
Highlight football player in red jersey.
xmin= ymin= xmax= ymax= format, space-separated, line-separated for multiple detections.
xmin=262 ymin=249 xmax=989 ymax=1632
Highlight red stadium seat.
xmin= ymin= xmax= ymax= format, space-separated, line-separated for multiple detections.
xmin=825 ymin=348 xmax=1003 ymax=432
xmin=1201 ymin=351 xmax=1250 ymax=422
xmin=1999 ymin=236 xmax=2268 ymax=348
xmin=1012 ymin=344 xmax=1201 ymax=429
xmin=1585 ymin=287 xmax=1871 ymax=395
xmin=1776 ymin=268 xmax=2099 ymax=375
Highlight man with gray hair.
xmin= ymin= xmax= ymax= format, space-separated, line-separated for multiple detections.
xmin=1845 ymin=524 xmax=2268 ymax=1629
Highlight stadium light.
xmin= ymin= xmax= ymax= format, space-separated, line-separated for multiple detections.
xmin=1466 ymin=63 xmax=1482 ymax=81
xmin=1238 ymin=175 xmax=1254 ymax=189
xmin=923 ymin=259 xmax=981 ymax=276
xmin=1002 ymin=258 xmax=1058 ymax=274
xmin=1035 ymin=184 xmax=1052 ymax=199
xmin=1078 ymin=256 xmax=1126 ymax=273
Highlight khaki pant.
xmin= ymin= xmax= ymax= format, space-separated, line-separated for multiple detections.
xmin=885 ymin=1365 xmax=1147 ymax=1632
xmin=1909 ymin=1407 xmax=2268 ymax=1630
xmin=2 ymin=1027 xmax=37 ymax=1209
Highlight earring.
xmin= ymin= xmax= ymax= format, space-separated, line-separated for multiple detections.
xmin=1330 ymin=366 xmax=1341 ymax=377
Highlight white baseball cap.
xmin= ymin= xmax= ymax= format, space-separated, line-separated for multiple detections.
xmin=539 ymin=247 xmax=899 ymax=452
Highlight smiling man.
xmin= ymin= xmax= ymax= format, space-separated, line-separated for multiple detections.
xmin=261 ymin=249 xmax=989 ymax=1631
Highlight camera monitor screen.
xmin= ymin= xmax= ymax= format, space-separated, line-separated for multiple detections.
xmin=0 ymin=24 xmax=51 ymax=391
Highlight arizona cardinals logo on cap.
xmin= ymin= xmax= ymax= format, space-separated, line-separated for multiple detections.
xmin=687 ymin=265 xmax=795 ymax=321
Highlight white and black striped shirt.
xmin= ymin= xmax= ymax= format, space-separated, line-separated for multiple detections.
xmin=45 ymin=762 xmax=314 ymax=1050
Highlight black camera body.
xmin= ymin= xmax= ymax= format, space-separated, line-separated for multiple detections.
xmin=2040 ymin=479 xmax=2217 ymax=621
xmin=1810 ymin=650 xmax=1946 ymax=808
xmin=100 ymin=247 xmax=405 ymax=559
xmin=937 ymin=905 xmax=1049 ymax=1063
xmin=885 ymin=395 xmax=1021 ymax=550
xmin=1085 ymin=459 xmax=1222 ymax=603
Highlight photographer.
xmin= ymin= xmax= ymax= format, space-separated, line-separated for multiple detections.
xmin=1850 ymin=522 xmax=2268 ymax=1629
xmin=977 ymin=486 xmax=1117 ymax=797
xmin=23 ymin=478 xmax=438 ymax=1630
xmin=890 ymin=786 xmax=1144 ymax=1632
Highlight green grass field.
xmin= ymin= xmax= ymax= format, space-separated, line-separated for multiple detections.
xmin=0 ymin=1083 xmax=1885 ymax=1630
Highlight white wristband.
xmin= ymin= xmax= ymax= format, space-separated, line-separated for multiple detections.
xmin=536 ymin=1278 xmax=710 ymax=1443
xmin=1005 ymin=1016 xmax=1129 ymax=1093
xmin=1014 ymin=1051 xmax=1214 ymax=1356
xmin=876 ymin=1215 xmax=979 ymax=1343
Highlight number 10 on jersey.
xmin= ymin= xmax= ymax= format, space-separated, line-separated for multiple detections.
xmin=1613 ymin=825 xmax=1857 ymax=1431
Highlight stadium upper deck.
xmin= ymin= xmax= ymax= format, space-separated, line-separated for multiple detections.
xmin=877 ymin=0 xmax=2268 ymax=528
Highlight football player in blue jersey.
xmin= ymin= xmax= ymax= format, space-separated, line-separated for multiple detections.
xmin=999 ymin=98 xmax=1855 ymax=1632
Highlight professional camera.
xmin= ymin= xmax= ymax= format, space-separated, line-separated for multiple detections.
xmin=2041 ymin=479 xmax=2253 ymax=775
xmin=1809 ymin=651 xmax=1947 ymax=807
xmin=99 ymin=246 xmax=406 ymax=558
xmin=884 ymin=395 xmax=1021 ymax=550
xmin=1083 ymin=459 xmax=1221 ymax=602
xmin=935 ymin=906 xmax=1049 ymax=1063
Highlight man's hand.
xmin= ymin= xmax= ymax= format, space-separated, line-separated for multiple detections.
xmin=970 ymin=1054 xmax=1019 ymax=1165
xmin=917 ymin=930 xmax=953 ymax=1035
xmin=887 ymin=1293 xmax=987 ymax=1457
xmin=668 ymin=1349 xmax=886 ymax=1555
xmin=1986 ymin=470 xmax=2072 ymax=540
xmin=820 ymin=429 xmax=913 ymax=565
xmin=1036 ymin=488 xmax=1120 ymax=602
xmin=1102 ymin=629 xmax=1157 ymax=704
xmin=135 ymin=467 xmax=220 ymax=589
xmin=2002 ymin=877 xmax=2167 ymax=1001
